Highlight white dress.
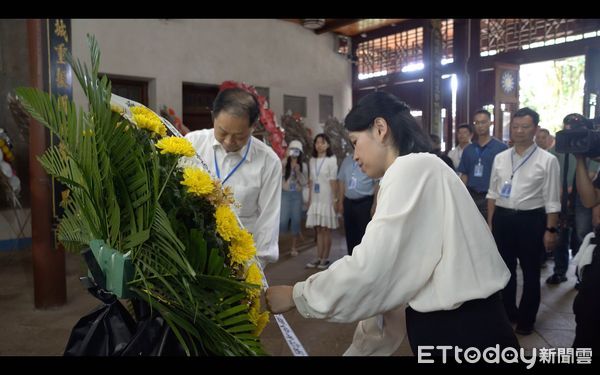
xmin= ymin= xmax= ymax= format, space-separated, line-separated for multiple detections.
xmin=306 ymin=156 xmax=338 ymax=229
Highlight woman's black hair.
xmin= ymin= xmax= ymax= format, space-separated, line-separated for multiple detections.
xmin=312 ymin=133 xmax=334 ymax=158
xmin=344 ymin=91 xmax=431 ymax=155
xmin=284 ymin=152 xmax=304 ymax=181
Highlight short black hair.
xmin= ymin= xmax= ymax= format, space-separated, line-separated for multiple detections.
xmin=513 ymin=107 xmax=540 ymax=126
xmin=344 ymin=91 xmax=431 ymax=155
xmin=537 ymin=128 xmax=550 ymax=135
xmin=212 ymin=87 xmax=260 ymax=126
xmin=473 ymin=109 xmax=491 ymax=120
xmin=457 ymin=123 xmax=473 ymax=133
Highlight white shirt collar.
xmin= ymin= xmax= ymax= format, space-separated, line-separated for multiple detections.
xmin=211 ymin=132 xmax=253 ymax=162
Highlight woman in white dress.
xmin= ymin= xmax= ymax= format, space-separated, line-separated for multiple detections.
xmin=266 ymin=91 xmax=519 ymax=356
xmin=305 ymin=133 xmax=339 ymax=270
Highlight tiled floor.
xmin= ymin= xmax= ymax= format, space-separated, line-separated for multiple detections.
xmin=0 ymin=229 xmax=580 ymax=356
xmin=262 ymin=230 xmax=580 ymax=356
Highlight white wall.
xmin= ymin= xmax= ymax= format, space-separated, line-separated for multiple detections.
xmin=71 ymin=19 xmax=353 ymax=135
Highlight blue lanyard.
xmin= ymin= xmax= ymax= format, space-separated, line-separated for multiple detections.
xmin=214 ymin=137 xmax=252 ymax=185
xmin=510 ymin=146 xmax=537 ymax=180
xmin=315 ymin=157 xmax=326 ymax=178
xmin=475 ymin=144 xmax=487 ymax=162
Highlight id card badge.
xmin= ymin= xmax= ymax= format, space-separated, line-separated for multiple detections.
xmin=500 ymin=181 xmax=512 ymax=198
xmin=289 ymin=182 xmax=296 ymax=192
xmin=474 ymin=162 xmax=484 ymax=177
xmin=349 ymin=176 xmax=358 ymax=190
xmin=314 ymin=183 xmax=320 ymax=193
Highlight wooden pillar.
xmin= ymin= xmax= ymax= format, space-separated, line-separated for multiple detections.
xmin=27 ymin=19 xmax=66 ymax=308
xmin=467 ymin=19 xmax=481 ymax=122
xmin=584 ymin=48 xmax=600 ymax=119
xmin=453 ymin=19 xmax=470 ymax=127
xmin=423 ymin=19 xmax=443 ymax=136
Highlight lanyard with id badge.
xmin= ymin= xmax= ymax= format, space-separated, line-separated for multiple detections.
xmin=314 ymin=158 xmax=326 ymax=193
xmin=289 ymin=170 xmax=297 ymax=191
xmin=501 ymin=146 xmax=538 ymax=199
xmin=474 ymin=145 xmax=486 ymax=177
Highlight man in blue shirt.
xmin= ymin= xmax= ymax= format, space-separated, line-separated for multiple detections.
xmin=337 ymin=153 xmax=379 ymax=255
xmin=457 ymin=109 xmax=508 ymax=219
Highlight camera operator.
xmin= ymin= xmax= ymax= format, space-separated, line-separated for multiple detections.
xmin=547 ymin=114 xmax=599 ymax=286
xmin=571 ymin=115 xmax=600 ymax=351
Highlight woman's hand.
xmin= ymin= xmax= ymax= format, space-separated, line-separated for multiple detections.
xmin=265 ymin=285 xmax=295 ymax=314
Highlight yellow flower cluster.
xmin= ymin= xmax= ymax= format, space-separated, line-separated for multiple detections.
xmin=215 ymin=205 xmax=240 ymax=242
xmin=229 ymin=229 xmax=256 ymax=265
xmin=181 ymin=167 xmax=214 ymax=196
xmin=215 ymin=203 xmax=257 ymax=267
xmin=248 ymin=297 xmax=261 ymax=324
xmin=130 ymin=106 xmax=167 ymax=137
xmin=253 ymin=310 xmax=270 ymax=337
xmin=156 ymin=136 xmax=196 ymax=157
xmin=245 ymin=262 xmax=263 ymax=298
xmin=248 ymin=297 xmax=270 ymax=337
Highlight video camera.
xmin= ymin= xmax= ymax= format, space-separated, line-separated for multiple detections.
xmin=555 ymin=114 xmax=600 ymax=158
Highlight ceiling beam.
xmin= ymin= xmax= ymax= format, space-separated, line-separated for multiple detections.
xmin=315 ymin=19 xmax=362 ymax=34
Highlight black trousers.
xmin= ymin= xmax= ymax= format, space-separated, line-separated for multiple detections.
xmin=406 ymin=292 xmax=519 ymax=355
xmin=342 ymin=195 xmax=374 ymax=255
xmin=468 ymin=188 xmax=488 ymax=220
xmin=492 ymin=206 xmax=546 ymax=329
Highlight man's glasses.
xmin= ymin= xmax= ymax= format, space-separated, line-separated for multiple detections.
xmin=473 ymin=120 xmax=490 ymax=126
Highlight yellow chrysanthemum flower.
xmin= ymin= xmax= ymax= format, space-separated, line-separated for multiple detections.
xmin=245 ymin=262 xmax=263 ymax=299
xmin=229 ymin=229 xmax=256 ymax=265
xmin=181 ymin=167 xmax=214 ymax=196
xmin=130 ymin=106 xmax=167 ymax=137
xmin=253 ymin=311 xmax=270 ymax=337
xmin=155 ymin=136 xmax=196 ymax=157
xmin=248 ymin=297 xmax=261 ymax=325
xmin=215 ymin=205 xmax=240 ymax=242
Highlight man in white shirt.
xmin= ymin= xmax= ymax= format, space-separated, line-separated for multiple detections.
xmin=447 ymin=123 xmax=472 ymax=170
xmin=487 ymin=107 xmax=560 ymax=336
xmin=184 ymin=88 xmax=282 ymax=268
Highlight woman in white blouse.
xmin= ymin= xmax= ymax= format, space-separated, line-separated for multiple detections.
xmin=266 ymin=91 xmax=519 ymax=355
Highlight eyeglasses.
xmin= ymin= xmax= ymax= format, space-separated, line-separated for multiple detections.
xmin=473 ymin=120 xmax=490 ymax=126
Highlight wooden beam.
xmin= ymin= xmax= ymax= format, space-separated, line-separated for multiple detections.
xmin=478 ymin=37 xmax=600 ymax=70
xmin=315 ymin=19 xmax=361 ymax=35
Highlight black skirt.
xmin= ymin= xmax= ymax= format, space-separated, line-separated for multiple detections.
xmin=406 ymin=291 xmax=520 ymax=356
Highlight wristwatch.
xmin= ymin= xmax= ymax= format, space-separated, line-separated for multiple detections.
xmin=545 ymin=227 xmax=558 ymax=233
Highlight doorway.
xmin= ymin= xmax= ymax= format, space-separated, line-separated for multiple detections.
xmin=182 ymin=83 xmax=219 ymax=132
xmin=519 ymin=55 xmax=585 ymax=135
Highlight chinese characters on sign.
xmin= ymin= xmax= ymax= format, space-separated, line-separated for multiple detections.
xmin=47 ymin=19 xmax=72 ymax=245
